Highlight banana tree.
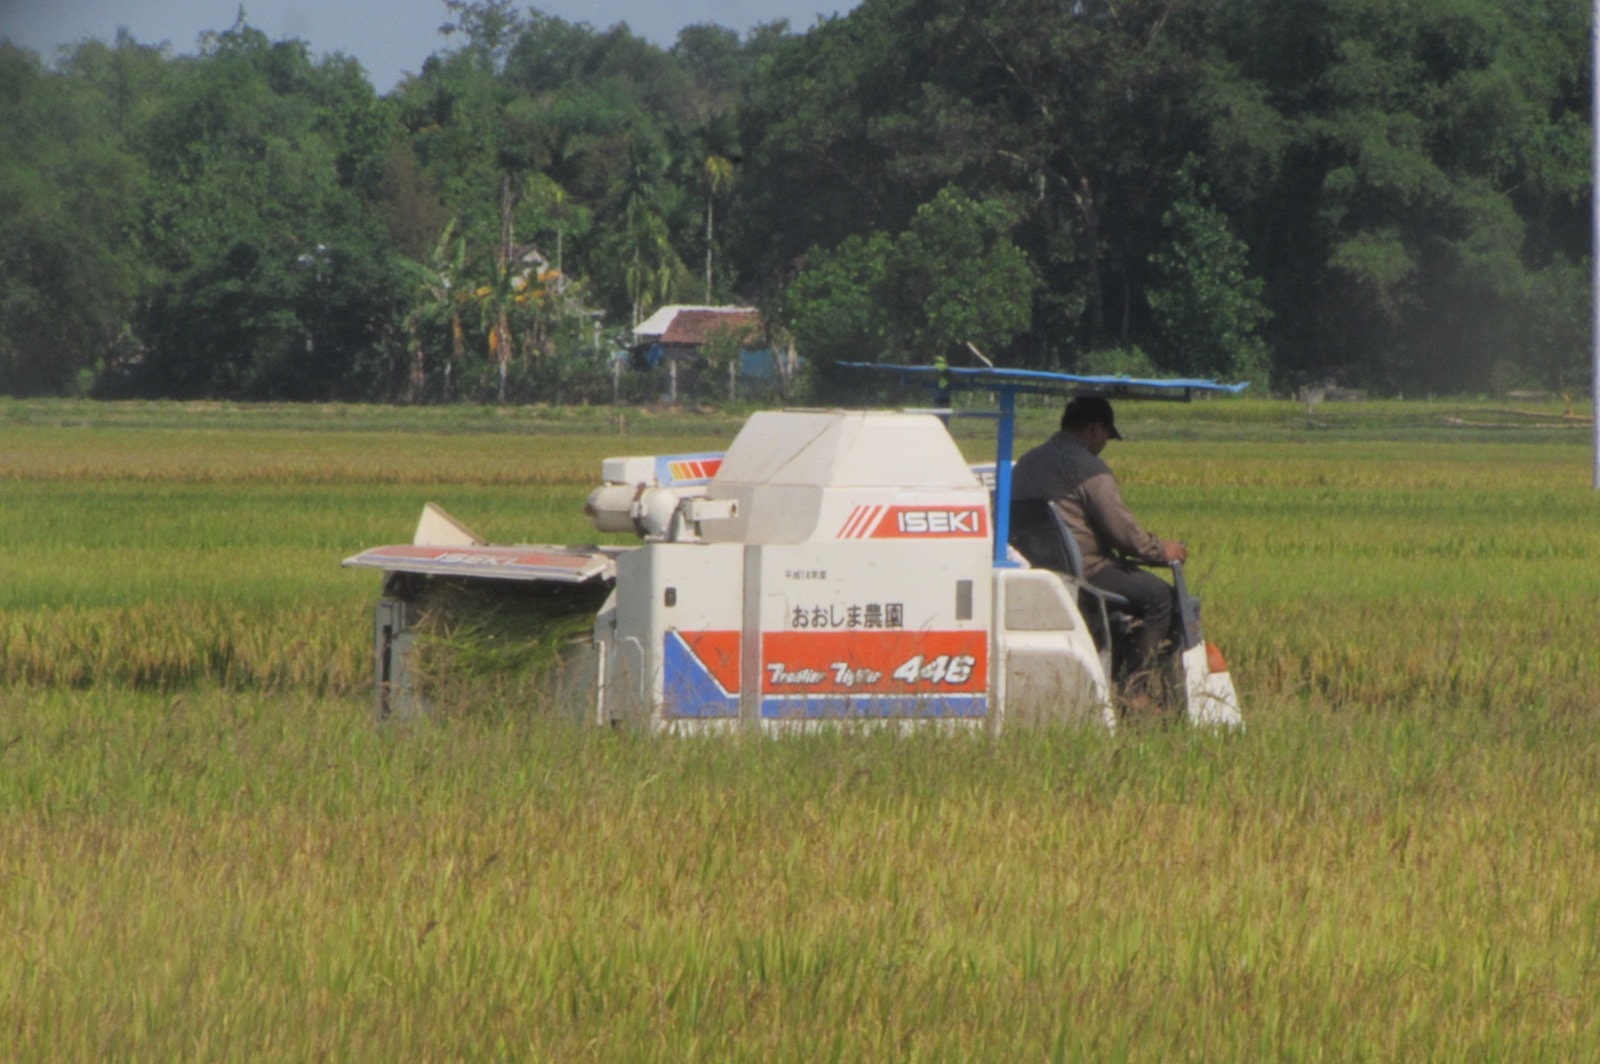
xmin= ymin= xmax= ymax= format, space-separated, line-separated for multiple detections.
xmin=395 ymin=219 xmax=468 ymax=402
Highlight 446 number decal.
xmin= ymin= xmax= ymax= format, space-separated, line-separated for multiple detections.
xmin=892 ymin=654 xmax=976 ymax=685
xmin=760 ymin=631 xmax=986 ymax=694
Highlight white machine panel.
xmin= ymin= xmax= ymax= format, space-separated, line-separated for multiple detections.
xmin=705 ymin=411 xmax=981 ymax=545
xmin=604 ymin=543 xmax=744 ymax=725
xmin=746 ymin=540 xmax=991 ymax=721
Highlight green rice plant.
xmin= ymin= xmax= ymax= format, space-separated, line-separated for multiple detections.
xmin=0 ymin=602 xmax=365 ymax=693
xmin=404 ymin=578 xmax=612 ymax=719
xmin=1 ymin=689 xmax=1596 ymax=1059
xmin=0 ymin=426 xmax=731 ymax=487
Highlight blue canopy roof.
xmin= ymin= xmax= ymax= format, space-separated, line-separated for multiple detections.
xmin=838 ymin=362 xmax=1250 ymax=402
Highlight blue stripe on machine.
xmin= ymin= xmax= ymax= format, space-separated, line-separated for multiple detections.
xmin=662 ymin=631 xmax=739 ymax=718
xmin=759 ymin=695 xmax=988 ymax=721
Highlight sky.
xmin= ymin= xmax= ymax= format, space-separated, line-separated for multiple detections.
xmin=0 ymin=0 xmax=862 ymax=92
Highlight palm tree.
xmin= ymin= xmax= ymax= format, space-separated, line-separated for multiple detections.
xmin=624 ymin=195 xmax=678 ymax=327
xmin=702 ymin=154 xmax=735 ymax=302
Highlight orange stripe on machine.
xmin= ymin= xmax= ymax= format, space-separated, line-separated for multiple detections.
xmin=666 ymin=458 xmax=722 ymax=481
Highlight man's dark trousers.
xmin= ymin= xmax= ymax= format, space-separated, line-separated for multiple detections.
xmin=1088 ymin=563 xmax=1174 ymax=697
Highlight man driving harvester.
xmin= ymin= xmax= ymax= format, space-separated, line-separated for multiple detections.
xmin=1011 ymin=396 xmax=1186 ymax=712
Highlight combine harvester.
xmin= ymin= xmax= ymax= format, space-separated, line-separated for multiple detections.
xmin=344 ymin=365 xmax=1246 ymax=730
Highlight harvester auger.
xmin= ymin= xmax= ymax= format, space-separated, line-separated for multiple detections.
xmin=345 ymin=365 xmax=1246 ymax=730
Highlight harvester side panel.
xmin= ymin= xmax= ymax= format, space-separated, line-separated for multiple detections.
xmin=744 ymin=540 xmax=992 ymax=723
xmin=602 ymin=543 xmax=745 ymax=729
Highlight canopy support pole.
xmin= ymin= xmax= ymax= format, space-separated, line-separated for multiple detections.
xmin=992 ymin=390 xmax=1017 ymax=567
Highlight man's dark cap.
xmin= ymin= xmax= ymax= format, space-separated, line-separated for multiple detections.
xmin=1061 ymin=395 xmax=1122 ymax=439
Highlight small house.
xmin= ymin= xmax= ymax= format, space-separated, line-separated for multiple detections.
xmin=631 ymin=305 xmax=792 ymax=402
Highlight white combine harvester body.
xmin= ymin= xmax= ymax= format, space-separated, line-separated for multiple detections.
xmin=345 ymin=366 xmax=1247 ymax=731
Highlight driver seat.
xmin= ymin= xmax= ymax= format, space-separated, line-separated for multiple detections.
xmin=1007 ymin=498 xmax=1130 ymax=678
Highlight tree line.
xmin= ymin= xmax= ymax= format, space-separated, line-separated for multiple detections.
xmin=0 ymin=0 xmax=1590 ymax=401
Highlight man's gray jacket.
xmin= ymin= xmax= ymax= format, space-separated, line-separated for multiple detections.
xmin=1010 ymin=431 xmax=1165 ymax=577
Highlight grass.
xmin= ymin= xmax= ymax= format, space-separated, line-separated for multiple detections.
xmin=4 ymin=696 xmax=1596 ymax=1058
xmin=1 ymin=396 xmax=1598 ymax=1059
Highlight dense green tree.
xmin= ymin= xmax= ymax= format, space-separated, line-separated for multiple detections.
xmin=742 ymin=0 xmax=1589 ymax=392
xmin=124 ymin=20 xmax=402 ymax=398
xmin=0 ymin=43 xmax=149 ymax=394
xmin=784 ymin=187 xmax=1037 ymax=390
xmin=782 ymin=229 xmax=894 ymax=382
xmin=1147 ymin=162 xmax=1271 ymax=384
xmin=737 ymin=0 xmax=1226 ymax=368
xmin=374 ymin=139 xmax=452 ymax=260
xmin=0 ymin=0 xmax=1588 ymax=400
xmin=1197 ymin=0 xmax=1590 ymax=390
xmin=887 ymin=188 xmax=1039 ymax=359
xmin=404 ymin=6 xmax=712 ymax=330
xmin=438 ymin=0 xmax=524 ymax=74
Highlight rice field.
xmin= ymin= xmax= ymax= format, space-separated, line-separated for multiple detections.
xmin=1 ymin=397 xmax=1597 ymax=1059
